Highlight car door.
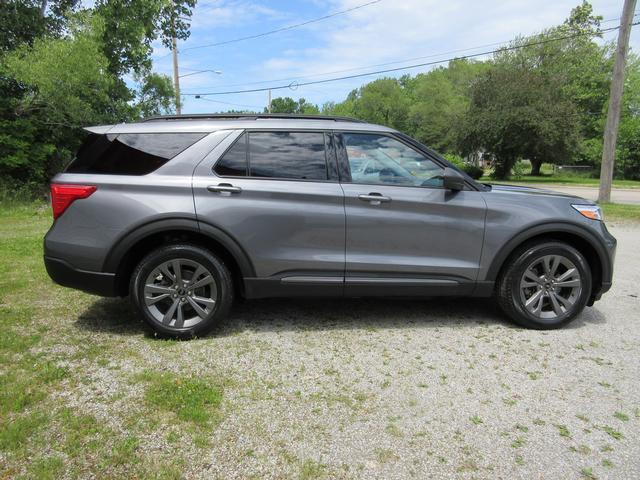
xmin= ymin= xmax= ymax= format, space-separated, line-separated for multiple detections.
xmin=192 ymin=129 xmax=345 ymax=298
xmin=336 ymin=131 xmax=486 ymax=296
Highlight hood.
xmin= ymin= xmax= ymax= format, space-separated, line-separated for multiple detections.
xmin=486 ymin=183 xmax=591 ymax=202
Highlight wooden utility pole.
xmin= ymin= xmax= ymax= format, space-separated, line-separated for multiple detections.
xmin=171 ymin=9 xmax=181 ymax=115
xmin=172 ymin=36 xmax=181 ymax=115
xmin=598 ymin=0 xmax=636 ymax=203
xmin=267 ymin=89 xmax=272 ymax=113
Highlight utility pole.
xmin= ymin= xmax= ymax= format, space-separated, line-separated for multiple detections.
xmin=598 ymin=0 xmax=636 ymax=203
xmin=267 ymin=89 xmax=272 ymax=113
xmin=171 ymin=11 xmax=181 ymax=115
xmin=172 ymin=36 xmax=181 ymax=115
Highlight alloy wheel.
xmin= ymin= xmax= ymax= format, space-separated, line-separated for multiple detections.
xmin=143 ymin=258 xmax=217 ymax=328
xmin=519 ymin=254 xmax=582 ymax=320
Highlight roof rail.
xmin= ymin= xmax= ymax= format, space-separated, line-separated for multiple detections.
xmin=141 ymin=113 xmax=366 ymax=123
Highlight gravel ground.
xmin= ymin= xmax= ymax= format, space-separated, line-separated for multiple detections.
xmin=56 ymin=223 xmax=640 ymax=479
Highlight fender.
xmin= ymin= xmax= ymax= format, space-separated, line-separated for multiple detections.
xmin=485 ymin=221 xmax=612 ymax=283
xmin=102 ymin=216 xmax=255 ymax=278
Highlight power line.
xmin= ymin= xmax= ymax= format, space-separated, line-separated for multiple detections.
xmin=181 ymin=16 xmax=631 ymax=93
xmin=185 ymin=23 xmax=637 ymax=97
xmin=193 ymin=96 xmax=263 ymax=109
xmin=155 ymin=0 xmax=382 ymax=60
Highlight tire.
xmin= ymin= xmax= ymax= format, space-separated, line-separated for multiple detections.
xmin=130 ymin=244 xmax=234 ymax=338
xmin=496 ymin=240 xmax=592 ymax=329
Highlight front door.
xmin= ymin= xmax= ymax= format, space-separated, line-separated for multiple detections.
xmin=336 ymin=132 xmax=486 ymax=296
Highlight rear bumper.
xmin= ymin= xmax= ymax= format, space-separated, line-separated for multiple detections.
xmin=44 ymin=256 xmax=117 ymax=297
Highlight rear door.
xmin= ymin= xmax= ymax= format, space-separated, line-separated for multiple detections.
xmin=337 ymin=131 xmax=486 ymax=296
xmin=192 ymin=129 xmax=346 ymax=298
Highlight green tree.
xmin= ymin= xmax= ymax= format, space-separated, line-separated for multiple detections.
xmin=348 ymin=78 xmax=410 ymax=130
xmin=135 ymin=72 xmax=175 ymax=118
xmin=489 ymin=1 xmax=612 ymax=174
xmin=463 ymin=62 xmax=581 ymax=179
xmin=404 ymin=59 xmax=488 ymax=153
xmin=94 ymin=0 xmax=196 ymax=77
xmin=267 ymin=97 xmax=319 ymax=114
xmin=1 ymin=16 xmax=120 ymax=183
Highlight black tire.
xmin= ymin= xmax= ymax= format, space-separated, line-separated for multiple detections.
xmin=130 ymin=244 xmax=233 ymax=338
xmin=496 ymin=240 xmax=592 ymax=329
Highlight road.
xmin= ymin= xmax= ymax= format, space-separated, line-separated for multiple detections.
xmin=523 ymin=183 xmax=640 ymax=204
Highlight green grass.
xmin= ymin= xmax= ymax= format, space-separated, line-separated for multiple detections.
xmin=482 ymin=175 xmax=640 ymax=188
xmin=0 ymin=201 xmax=219 ymax=478
xmin=138 ymin=371 xmax=223 ymax=426
xmin=600 ymin=203 xmax=640 ymax=221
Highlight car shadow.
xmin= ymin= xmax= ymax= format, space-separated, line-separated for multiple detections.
xmin=75 ymin=295 xmax=608 ymax=338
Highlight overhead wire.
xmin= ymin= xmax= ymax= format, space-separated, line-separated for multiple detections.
xmin=184 ymin=22 xmax=639 ymax=97
xmin=155 ymin=0 xmax=383 ymax=60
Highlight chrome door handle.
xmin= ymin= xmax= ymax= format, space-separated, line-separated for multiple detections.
xmin=207 ymin=183 xmax=242 ymax=194
xmin=358 ymin=193 xmax=391 ymax=204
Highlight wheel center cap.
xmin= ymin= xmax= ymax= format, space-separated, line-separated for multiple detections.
xmin=178 ymin=288 xmax=186 ymax=295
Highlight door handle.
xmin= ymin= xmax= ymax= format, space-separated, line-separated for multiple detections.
xmin=358 ymin=193 xmax=391 ymax=205
xmin=207 ymin=183 xmax=242 ymax=194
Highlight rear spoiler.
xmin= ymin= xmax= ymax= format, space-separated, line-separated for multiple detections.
xmin=84 ymin=125 xmax=115 ymax=135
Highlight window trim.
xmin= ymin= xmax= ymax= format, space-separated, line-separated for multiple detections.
xmin=334 ymin=130 xmax=477 ymax=191
xmin=211 ymin=128 xmax=339 ymax=183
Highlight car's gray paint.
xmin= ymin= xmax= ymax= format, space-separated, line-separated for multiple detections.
xmin=44 ymin=117 xmax=616 ymax=302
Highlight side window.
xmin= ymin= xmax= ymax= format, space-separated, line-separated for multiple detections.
xmin=66 ymin=132 xmax=206 ymax=175
xmin=249 ymin=132 xmax=328 ymax=180
xmin=214 ymin=133 xmax=247 ymax=176
xmin=342 ymin=133 xmax=444 ymax=188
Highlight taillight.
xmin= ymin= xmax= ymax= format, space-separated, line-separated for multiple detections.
xmin=50 ymin=184 xmax=97 ymax=219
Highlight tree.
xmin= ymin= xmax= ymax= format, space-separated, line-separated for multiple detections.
xmin=267 ymin=97 xmax=319 ymax=114
xmin=1 ymin=16 xmax=121 ymax=183
xmin=135 ymin=72 xmax=175 ymax=118
xmin=0 ymin=0 xmax=80 ymax=52
xmin=463 ymin=62 xmax=581 ymax=179
xmin=94 ymin=0 xmax=196 ymax=77
xmin=489 ymin=1 xmax=613 ymax=174
xmin=349 ymin=78 xmax=410 ymax=130
xmin=404 ymin=59 xmax=488 ymax=153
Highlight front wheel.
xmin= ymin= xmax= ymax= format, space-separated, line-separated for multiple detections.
xmin=130 ymin=244 xmax=234 ymax=338
xmin=496 ymin=241 xmax=592 ymax=329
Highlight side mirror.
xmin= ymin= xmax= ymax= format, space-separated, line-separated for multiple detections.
xmin=443 ymin=167 xmax=465 ymax=191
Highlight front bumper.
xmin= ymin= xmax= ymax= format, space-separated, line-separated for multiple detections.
xmin=44 ymin=256 xmax=117 ymax=297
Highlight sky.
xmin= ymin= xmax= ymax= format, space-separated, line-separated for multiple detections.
xmin=148 ymin=0 xmax=639 ymax=114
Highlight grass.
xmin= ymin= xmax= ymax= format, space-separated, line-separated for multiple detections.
xmin=483 ymin=175 xmax=640 ymax=188
xmin=138 ymin=371 xmax=223 ymax=426
xmin=600 ymin=203 xmax=640 ymax=221
xmin=0 ymin=201 xmax=219 ymax=478
xmin=0 ymin=200 xmax=637 ymax=477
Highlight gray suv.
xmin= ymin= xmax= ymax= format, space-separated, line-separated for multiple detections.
xmin=44 ymin=114 xmax=616 ymax=337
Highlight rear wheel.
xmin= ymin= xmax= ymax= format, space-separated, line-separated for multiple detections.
xmin=496 ymin=241 xmax=592 ymax=329
xmin=130 ymin=244 xmax=233 ymax=338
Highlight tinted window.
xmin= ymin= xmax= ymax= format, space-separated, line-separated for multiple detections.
xmin=343 ymin=133 xmax=444 ymax=188
xmin=66 ymin=132 xmax=206 ymax=175
xmin=249 ymin=132 xmax=328 ymax=180
xmin=214 ymin=133 xmax=247 ymax=176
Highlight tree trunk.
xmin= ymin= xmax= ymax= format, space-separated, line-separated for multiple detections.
xmin=530 ymin=158 xmax=542 ymax=176
xmin=40 ymin=0 xmax=47 ymax=17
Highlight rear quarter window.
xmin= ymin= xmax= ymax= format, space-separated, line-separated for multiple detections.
xmin=66 ymin=132 xmax=206 ymax=175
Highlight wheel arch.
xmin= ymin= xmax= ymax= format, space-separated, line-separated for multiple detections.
xmin=486 ymin=222 xmax=609 ymax=301
xmin=103 ymin=218 xmax=255 ymax=297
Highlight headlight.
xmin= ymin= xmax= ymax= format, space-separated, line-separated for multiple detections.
xmin=572 ymin=204 xmax=603 ymax=221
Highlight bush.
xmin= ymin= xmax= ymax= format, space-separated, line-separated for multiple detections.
xmin=442 ymin=153 xmax=484 ymax=179
xmin=461 ymin=164 xmax=484 ymax=179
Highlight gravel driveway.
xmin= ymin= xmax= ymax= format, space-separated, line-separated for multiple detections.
xmin=56 ymin=223 xmax=640 ymax=479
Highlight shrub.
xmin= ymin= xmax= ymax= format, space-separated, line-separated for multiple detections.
xmin=442 ymin=153 xmax=484 ymax=179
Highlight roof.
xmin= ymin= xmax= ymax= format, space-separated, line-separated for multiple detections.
xmin=85 ymin=114 xmax=396 ymax=135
